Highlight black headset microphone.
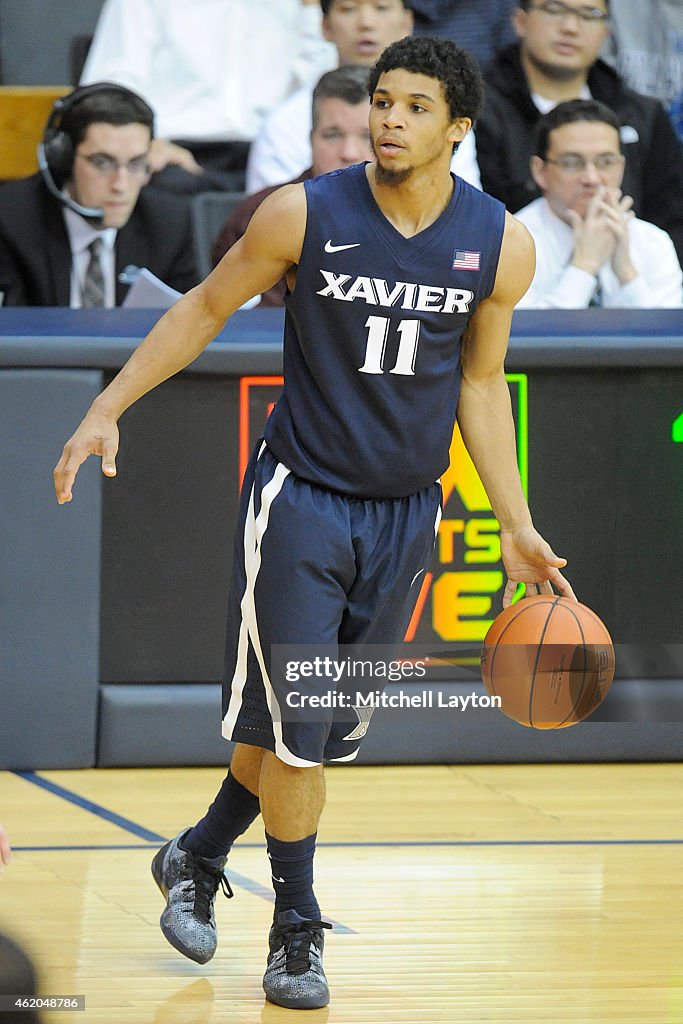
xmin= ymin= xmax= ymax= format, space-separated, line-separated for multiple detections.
xmin=37 ymin=140 xmax=104 ymax=223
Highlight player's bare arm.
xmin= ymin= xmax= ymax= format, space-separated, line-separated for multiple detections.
xmin=53 ymin=185 xmax=307 ymax=504
xmin=456 ymin=213 xmax=576 ymax=605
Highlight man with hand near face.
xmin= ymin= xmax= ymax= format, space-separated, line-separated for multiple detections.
xmin=515 ymin=99 xmax=682 ymax=308
xmin=476 ymin=0 xmax=683 ymax=265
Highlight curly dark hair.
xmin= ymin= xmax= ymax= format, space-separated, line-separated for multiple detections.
xmin=367 ymin=35 xmax=484 ymax=126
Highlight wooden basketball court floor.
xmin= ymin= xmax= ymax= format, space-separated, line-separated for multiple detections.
xmin=0 ymin=762 xmax=681 ymax=1023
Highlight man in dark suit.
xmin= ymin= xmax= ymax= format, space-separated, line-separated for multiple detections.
xmin=0 ymin=84 xmax=198 ymax=306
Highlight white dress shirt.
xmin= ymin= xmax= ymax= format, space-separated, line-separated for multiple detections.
xmin=63 ymin=207 xmax=118 ymax=308
xmin=514 ymin=197 xmax=683 ymax=308
xmin=81 ymin=0 xmax=336 ymax=142
xmin=245 ymin=83 xmax=483 ymax=194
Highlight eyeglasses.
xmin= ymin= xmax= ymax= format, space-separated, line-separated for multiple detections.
xmin=528 ymin=1 xmax=609 ymax=23
xmin=77 ymin=152 xmax=150 ymax=176
xmin=543 ymin=153 xmax=624 ymax=172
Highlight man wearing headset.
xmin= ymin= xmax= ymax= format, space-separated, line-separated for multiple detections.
xmin=0 ymin=84 xmax=198 ymax=307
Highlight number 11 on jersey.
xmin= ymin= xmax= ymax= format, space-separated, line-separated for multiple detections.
xmin=359 ymin=315 xmax=421 ymax=376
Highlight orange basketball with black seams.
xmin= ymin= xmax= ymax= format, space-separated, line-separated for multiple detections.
xmin=480 ymin=596 xmax=615 ymax=729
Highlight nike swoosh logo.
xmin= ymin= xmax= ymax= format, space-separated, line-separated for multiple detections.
xmin=272 ymin=875 xmax=285 ymax=883
xmin=324 ymin=240 xmax=361 ymax=253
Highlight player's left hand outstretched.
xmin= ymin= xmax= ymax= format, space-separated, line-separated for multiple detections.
xmin=500 ymin=525 xmax=576 ymax=607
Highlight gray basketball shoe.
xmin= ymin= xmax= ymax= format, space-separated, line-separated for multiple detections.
xmin=151 ymin=829 xmax=233 ymax=964
xmin=262 ymin=909 xmax=332 ymax=1009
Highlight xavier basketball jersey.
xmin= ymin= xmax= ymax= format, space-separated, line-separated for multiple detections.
xmin=263 ymin=162 xmax=506 ymax=498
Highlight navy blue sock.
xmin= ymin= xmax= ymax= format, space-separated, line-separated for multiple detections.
xmin=182 ymin=771 xmax=260 ymax=859
xmin=266 ymin=831 xmax=320 ymax=921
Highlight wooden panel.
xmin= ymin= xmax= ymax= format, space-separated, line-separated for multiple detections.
xmin=0 ymin=86 xmax=69 ymax=178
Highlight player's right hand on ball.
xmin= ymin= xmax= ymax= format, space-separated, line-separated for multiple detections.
xmin=53 ymin=411 xmax=119 ymax=504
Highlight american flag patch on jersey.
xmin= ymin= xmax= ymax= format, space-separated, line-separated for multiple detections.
xmin=452 ymin=249 xmax=480 ymax=271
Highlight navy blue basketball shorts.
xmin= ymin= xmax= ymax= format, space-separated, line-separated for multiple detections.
xmin=221 ymin=441 xmax=442 ymax=767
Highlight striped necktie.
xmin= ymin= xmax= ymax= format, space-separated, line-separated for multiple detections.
xmin=81 ymin=237 xmax=106 ymax=308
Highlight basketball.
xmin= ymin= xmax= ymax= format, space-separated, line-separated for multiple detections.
xmin=480 ymin=596 xmax=615 ymax=729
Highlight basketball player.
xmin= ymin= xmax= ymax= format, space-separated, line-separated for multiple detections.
xmin=54 ymin=36 xmax=576 ymax=1010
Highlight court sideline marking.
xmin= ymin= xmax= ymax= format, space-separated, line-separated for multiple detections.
xmin=11 ymin=771 xmax=683 ymax=849
xmin=12 ymin=771 xmax=356 ymax=933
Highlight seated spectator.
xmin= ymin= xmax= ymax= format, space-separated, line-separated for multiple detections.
xmin=0 ymin=84 xmax=197 ymax=307
xmin=602 ymin=0 xmax=683 ymax=143
xmin=212 ymin=65 xmax=373 ymax=305
xmin=246 ymin=0 xmax=481 ymax=194
xmin=80 ymin=0 xmax=336 ymax=194
xmin=476 ymin=0 xmax=683 ymax=264
xmin=410 ymin=0 xmax=519 ymax=68
xmin=515 ymin=100 xmax=682 ymax=308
